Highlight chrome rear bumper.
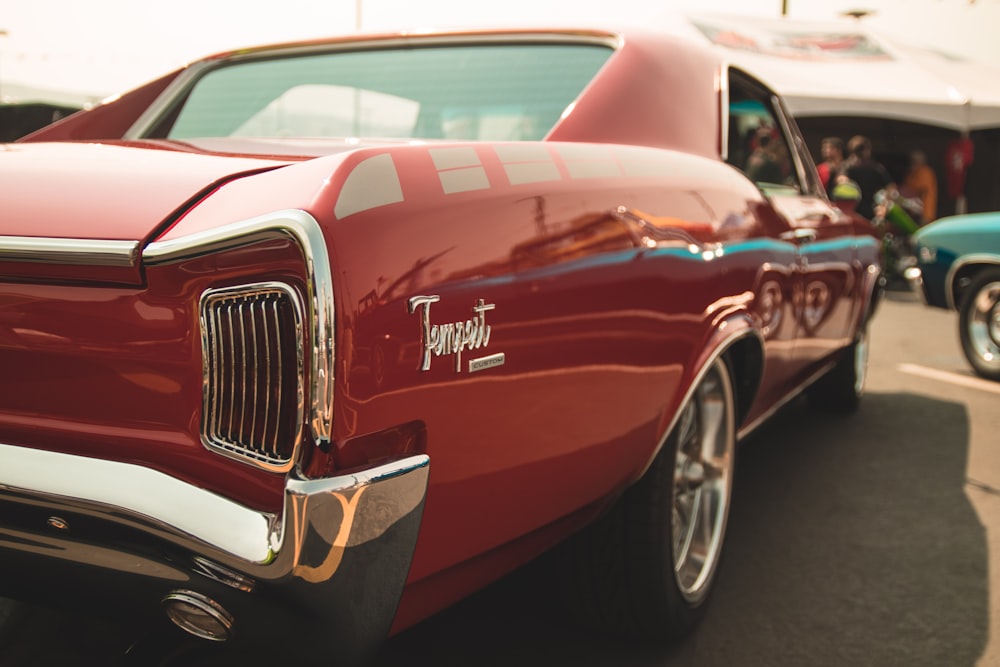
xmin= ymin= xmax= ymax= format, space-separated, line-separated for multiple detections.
xmin=0 ymin=443 xmax=429 ymax=664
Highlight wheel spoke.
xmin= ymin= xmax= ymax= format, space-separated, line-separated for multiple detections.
xmin=699 ymin=397 xmax=724 ymax=457
xmin=673 ymin=489 xmax=700 ymax=579
xmin=677 ymin=402 xmax=697 ymax=455
xmin=698 ymin=483 xmax=716 ymax=556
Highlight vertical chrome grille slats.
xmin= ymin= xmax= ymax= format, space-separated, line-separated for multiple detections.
xmin=199 ymin=283 xmax=304 ymax=472
xmin=208 ymin=306 xmax=223 ymax=443
xmin=265 ymin=299 xmax=276 ymax=455
xmin=248 ymin=299 xmax=259 ymax=449
xmin=236 ymin=302 xmax=247 ymax=444
xmin=226 ymin=303 xmax=237 ymax=438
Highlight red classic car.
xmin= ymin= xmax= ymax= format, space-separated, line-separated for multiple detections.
xmin=0 ymin=27 xmax=880 ymax=664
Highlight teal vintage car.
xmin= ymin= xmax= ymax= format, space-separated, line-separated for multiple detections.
xmin=912 ymin=212 xmax=1000 ymax=381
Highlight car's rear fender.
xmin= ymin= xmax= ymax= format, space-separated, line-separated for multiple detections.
xmin=639 ymin=313 xmax=764 ymax=481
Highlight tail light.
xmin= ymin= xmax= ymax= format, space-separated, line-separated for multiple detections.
xmin=199 ymin=282 xmax=304 ymax=471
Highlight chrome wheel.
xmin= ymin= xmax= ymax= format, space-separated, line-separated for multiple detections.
xmin=960 ymin=271 xmax=1000 ymax=381
xmin=672 ymin=360 xmax=736 ymax=604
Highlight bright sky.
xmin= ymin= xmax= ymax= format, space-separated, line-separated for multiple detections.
xmin=2 ymin=0 xmax=999 ymax=104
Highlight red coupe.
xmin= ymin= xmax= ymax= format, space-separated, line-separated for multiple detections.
xmin=0 ymin=27 xmax=880 ymax=664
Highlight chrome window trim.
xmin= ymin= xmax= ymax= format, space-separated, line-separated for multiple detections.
xmin=144 ymin=209 xmax=334 ymax=447
xmin=945 ymin=254 xmax=1000 ymax=310
xmin=124 ymin=59 xmax=215 ymax=140
xmin=124 ymin=32 xmax=622 ymax=140
xmin=0 ymin=237 xmax=139 ymax=267
xmin=771 ymin=92 xmax=811 ymax=195
xmin=719 ymin=62 xmax=731 ymax=163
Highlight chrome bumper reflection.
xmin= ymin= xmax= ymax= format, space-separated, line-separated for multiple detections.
xmin=0 ymin=443 xmax=429 ymax=662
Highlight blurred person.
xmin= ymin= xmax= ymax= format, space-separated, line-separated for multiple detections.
xmin=902 ymin=149 xmax=938 ymax=223
xmin=745 ymin=127 xmax=786 ymax=185
xmin=844 ymin=135 xmax=895 ymax=220
xmin=816 ymin=136 xmax=845 ymax=195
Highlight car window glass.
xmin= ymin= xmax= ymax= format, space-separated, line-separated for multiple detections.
xmin=725 ymin=75 xmax=801 ymax=195
xmin=160 ymin=44 xmax=613 ymax=141
xmin=232 ymin=85 xmax=420 ymax=138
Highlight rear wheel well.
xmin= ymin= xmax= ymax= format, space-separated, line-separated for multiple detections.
xmin=952 ymin=261 xmax=1000 ymax=310
xmin=722 ymin=335 xmax=764 ymax=428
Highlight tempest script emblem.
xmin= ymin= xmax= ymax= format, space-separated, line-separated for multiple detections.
xmin=407 ymin=295 xmax=502 ymax=373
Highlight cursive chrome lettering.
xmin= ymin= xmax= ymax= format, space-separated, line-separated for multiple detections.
xmin=408 ymin=295 xmax=495 ymax=372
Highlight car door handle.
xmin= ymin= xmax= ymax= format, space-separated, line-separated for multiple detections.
xmin=779 ymin=228 xmax=818 ymax=244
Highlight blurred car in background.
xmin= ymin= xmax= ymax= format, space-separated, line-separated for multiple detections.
xmin=0 ymin=102 xmax=80 ymax=141
xmin=912 ymin=212 xmax=1000 ymax=380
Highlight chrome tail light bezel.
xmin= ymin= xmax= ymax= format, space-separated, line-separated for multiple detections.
xmin=199 ymin=281 xmax=305 ymax=472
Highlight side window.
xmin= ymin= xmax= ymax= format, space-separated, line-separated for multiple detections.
xmin=726 ymin=72 xmax=802 ymax=195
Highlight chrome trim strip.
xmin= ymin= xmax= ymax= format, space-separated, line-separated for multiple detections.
xmin=720 ymin=64 xmax=731 ymax=162
xmin=124 ymin=59 xmax=215 ymax=140
xmin=143 ymin=210 xmax=334 ymax=447
xmin=772 ymin=92 xmax=811 ymax=194
xmin=945 ymin=254 xmax=1000 ymax=310
xmin=0 ymin=237 xmax=139 ymax=267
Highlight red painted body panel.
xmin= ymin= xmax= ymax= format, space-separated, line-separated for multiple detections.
xmin=0 ymin=241 xmax=309 ymax=510
xmin=161 ymin=138 xmax=860 ymax=628
xmin=20 ymin=70 xmax=183 ymax=142
xmin=0 ymin=142 xmax=288 ymax=242
xmin=0 ymin=26 xmax=880 ymax=653
xmin=547 ymin=32 xmax=722 ymax=157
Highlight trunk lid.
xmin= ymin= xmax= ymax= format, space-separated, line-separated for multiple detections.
xmin=0 ymin=141 xmax=299 ymax=284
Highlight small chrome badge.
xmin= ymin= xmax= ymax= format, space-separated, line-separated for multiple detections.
xmin=408 ymin=295 xmax=498 ymax=372
xmin=469 ymin=353 xmax=505 ymax=373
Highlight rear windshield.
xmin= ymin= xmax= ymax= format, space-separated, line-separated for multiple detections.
xmin=155 ymin=43 xmax=613 ymax=142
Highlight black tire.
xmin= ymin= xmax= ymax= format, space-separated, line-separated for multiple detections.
xmin=806 ymin=326 xmax=869 ymax=413
xmin=562 ymin=357 xmax=736 ymax=642
xmin=958 ymin=268 xmax=1000 ymax=382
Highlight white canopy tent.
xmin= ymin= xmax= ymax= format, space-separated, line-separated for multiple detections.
xmin=0 ymin=82 xmax=102 ymax=109
xmin=668 ymin=14 xmax=1000 ymax=133
xmin=655 ymin=13 xmax=1000 ymax=214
